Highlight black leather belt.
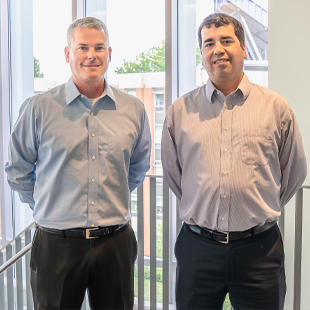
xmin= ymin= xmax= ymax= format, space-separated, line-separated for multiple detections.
xmin=37 ymin=222 xmax=128 ymax=239
xmin=186 ymin=221 xmax=277 ymax=244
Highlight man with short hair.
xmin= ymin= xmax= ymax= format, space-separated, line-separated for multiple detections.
xmin=5 ymin=17 xmax=151 ymax=310
xmin=161 ymin=13 xmax=306 ymax=309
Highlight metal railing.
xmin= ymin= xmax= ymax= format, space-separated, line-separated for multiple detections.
xmin=278 ymin=186 xmax=310 ymax=310
xmin=214 ymin=0 xmax=268 ymax=27
xmin=0 ymin=182 xmax=308 ymax=310
xmin=0 ymin=221 xmax=35 ymax=310
xmin=0 ymin=175 xmax=180 ymax=310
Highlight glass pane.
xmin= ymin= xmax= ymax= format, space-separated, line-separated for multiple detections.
xmin=87 ymin=0 xmax=165 ymax=176
xmin=9 ymin=0 xmax=72 ymax=235
xmin=179 ymin=0 xmax=268 ymax=94
xmin=33 ymin=0 xmax=72 ymax=93
xmin=85 ymin=0 xmax=165 ymax=304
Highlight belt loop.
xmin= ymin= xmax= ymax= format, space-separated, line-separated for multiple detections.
xmin=61 ymin=230 xmax=65 ymax=239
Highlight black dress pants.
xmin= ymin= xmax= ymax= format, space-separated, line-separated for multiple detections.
xmin=175 ymin=223 xmax=286 ymax=310
xmin=30 ymin=224 xmax=137 ymax=310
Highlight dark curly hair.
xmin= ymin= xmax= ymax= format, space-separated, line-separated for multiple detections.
xmin=198 ymin=13 xmax=245 ymax=50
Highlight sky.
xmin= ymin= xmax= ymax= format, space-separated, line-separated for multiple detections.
xmin=33 ymin=0 xmax=268 ymax=81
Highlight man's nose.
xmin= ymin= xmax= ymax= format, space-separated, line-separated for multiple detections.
xmin=87 ymin=48 xmax=97 ymax=59
xmin=213 ymin=41 xmax=225 ymax=55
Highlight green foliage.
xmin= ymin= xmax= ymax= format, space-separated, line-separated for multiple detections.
xmin=223 ymin=294 xmax=232 ymax=309
xmin=34 ymin=57 xmax=44 ymax=78
xmin=115 ymin=40 xmax=165 ymax=74
xmin=115 ymin=41 xmax=203 ymax=74
xmin=134 ymin=265 xmax=163 ymax=283
xmin=196 ymin=45 xmax=202 ymax=65
xmin=156 ymin=222 xmax=163 ymax=258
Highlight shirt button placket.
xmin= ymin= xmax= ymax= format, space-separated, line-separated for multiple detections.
xmin=88 ymin=113 xmax=99 ymax=227
xmin=219 ymin=102 xmax=232 ymax=231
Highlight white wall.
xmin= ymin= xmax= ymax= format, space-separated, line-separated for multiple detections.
xmin=269 ymin=1 xmax=310 ymax=309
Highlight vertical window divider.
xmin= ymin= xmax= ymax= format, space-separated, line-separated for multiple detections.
xmin=0 ymin=0 xmax=14 ymax=246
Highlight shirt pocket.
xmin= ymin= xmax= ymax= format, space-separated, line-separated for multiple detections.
xmin=107 ymin=136 xmax=135 ymax=168
xmin=241 ymin=129 xmax=273 ymax=166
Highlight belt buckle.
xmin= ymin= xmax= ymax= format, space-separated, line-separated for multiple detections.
xmin=217 ymin=230 xmax=229 ymax=244
xmin=86 ymin=227 xmax=99 ymax=239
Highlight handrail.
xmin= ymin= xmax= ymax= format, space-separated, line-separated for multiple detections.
xmin=0 ymin=243 xmax=32 ymax=275
xmin=0 ymin=221 xmax=35 ymax=250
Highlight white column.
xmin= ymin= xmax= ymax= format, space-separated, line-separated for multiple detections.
xmin=269 ymin=1 xmax=310 ymax=309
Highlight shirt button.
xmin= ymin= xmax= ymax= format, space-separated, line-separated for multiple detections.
xmin=222 ymin=217 xmax=225 ymax=221
xmin=91 ymin=113 xmax=93 ymax=116
xmin=92 ymin=133 xmax=95 ymax=137
xmin=224 ymin=148 xmax=228 ymax=152
xmin=225 ymin=126 xmax=228 ymax=130
xmin=92 ymin=156 xmax=95 ymax=160
xmin=91 ymin=178 xmax=95 ymax=183
xmin=91 ymin=224 xmax=94 ymax=227
xmin=91 ymin=201 xmax=95 ymax=205
xmin=223 ymin=194 xmax=227 ymax=199
xmin=223 ymin=171 xmax=227 ymax=175
xmin=81 ymin=95 xmax=84 ymax=98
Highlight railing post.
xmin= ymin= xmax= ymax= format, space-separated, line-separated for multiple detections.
xmin=0 ymin=252 xmax=4 ymax=310
xmin=16 ymin=237 xmax=23 ymax=310
xmin=6 ymin=244 xmax=14 ymax=310
xmin=149 ymin=178 xmax=157 ymax=309
xmin=293 ymin=187 xmax=303 ymax=310
xmin=25 ymin=229 xmax=33 ymax=310
xmin=162 ymin=181 xmax=170 ymax=309
xmin=137 ymin=184 xmax=144 ymax=310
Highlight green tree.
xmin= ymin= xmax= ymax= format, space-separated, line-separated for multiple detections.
xmin=115 ymin=41 xmax=202 ymax=74
xmin=115 ymin=40 xmax=165 ymax=74
xmin=34 ymin=57 xmax=44 ymax=78
xmin=196 ymin=45 xmax=202 ymax=65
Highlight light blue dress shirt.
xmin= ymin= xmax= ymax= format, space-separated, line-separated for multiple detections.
xmin=5 ymin=77 xmax=151 ymax=229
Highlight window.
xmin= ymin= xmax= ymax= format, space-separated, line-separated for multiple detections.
xmin=153 ymin=89 xmax=164 ymax=175
xmin=8 ymin=0 xmax=72 ymax=236
xmin=127 ymin=89 xmax=137 ymax=96
xmin=178 ymin=0 xmax=268 ymax=98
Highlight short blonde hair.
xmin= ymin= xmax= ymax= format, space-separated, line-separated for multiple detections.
xmin=67 ymin=16 xmax=109 ymax=47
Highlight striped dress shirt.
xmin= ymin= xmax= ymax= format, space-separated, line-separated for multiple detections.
xmin=161 ymin=74 xmax=307 ymax=232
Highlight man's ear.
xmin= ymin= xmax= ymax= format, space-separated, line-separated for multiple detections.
xmin=64 ymin=46 xmax=70 ymax=63
xmin=108 ymin=46 xmax=112 ymax=62
xmin=242 ymin=42 xmax=247 ymax=60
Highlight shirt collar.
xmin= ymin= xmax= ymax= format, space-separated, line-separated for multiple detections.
xmin=65 ymin=77 xmax=118 ymax=105
xmin=206 ymin=73 xmax=252 ymax=103
xmin=65 ymin=77 xmax=80 ymax=105
xmin=102 ymin=79 xmax=117 ymax=104
xmin=237 ymin=74 xmax=252 ymax=101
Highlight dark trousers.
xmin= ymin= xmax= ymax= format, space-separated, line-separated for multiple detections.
xmin=30 ymin=224 xmax=137 ymax=310
xmin=175 ymin=223 xmax=286 ymax=310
